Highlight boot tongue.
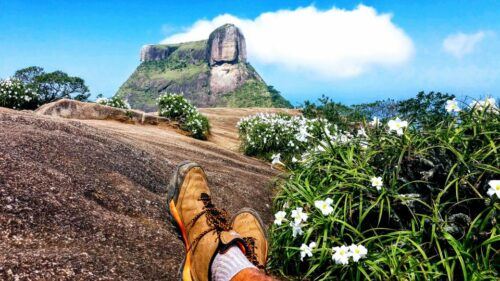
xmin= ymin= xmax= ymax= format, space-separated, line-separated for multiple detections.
xmin=218 ymin=230 xmax=249 ymax=255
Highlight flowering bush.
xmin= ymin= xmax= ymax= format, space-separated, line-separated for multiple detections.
xmin=96 ymin=96 xmax=131 ymax=109
xmin=157 ymin=93 xmax=209 ymax=140
xmin=269 ymin=98 xmax=499 ymax=280
xmin=237 ymin=113 xmax=327 ymax=163
xmin=0 ymin=78 xmax=38 ymax=110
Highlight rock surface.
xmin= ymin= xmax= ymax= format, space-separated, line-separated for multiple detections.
xmin=209 ymin=63 xmax=254 ymax=96
xmin=116 ymin=24 xmax=291 ymax=110
xmin=0 ymin=107 xmax=278 ymax=280
xmin=140 ymin=45 xmax=174 ymax=62
xmin=36 ymin=99 xmax=170 ymax=125
xmin=207 ymin=24 xmax=247 ymax=66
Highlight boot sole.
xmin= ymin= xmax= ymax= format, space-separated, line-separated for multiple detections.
xmin=167 ymin=161 xmax=205 ymax=281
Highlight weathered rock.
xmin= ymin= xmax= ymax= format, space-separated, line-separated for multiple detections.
xmin=210 ymin=63 xmax=252 ymax=95
xmin=207 ymin=24 xmax=247 ymax=66
xmin=0 ymin=107 xmax=277 ymax=280
xmin=36 ymin=99 xmax=171 ymax=125
xmin=140 ymin=45 xmax=173 ymax=62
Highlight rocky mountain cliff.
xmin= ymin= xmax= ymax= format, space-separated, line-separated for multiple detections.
xmin=115 ymin=24 xmax=291 ymax=111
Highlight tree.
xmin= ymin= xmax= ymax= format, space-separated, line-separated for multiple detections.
xmin=36 ymin=71 xmax=90 ymax=103
xmin=12 ymin=66 xmax=90 ymax=104
xmin=14 ymin=66 xmax=44 ymax=85
xmin=397 ymin=91 xmax=454 ymax=127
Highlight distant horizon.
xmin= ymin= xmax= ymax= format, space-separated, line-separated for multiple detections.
xmin=1 ymin=0 xmax=499 ymax=105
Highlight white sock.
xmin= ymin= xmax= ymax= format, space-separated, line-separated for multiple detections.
xmin=211 ymin=245 xmax=256 ymax=281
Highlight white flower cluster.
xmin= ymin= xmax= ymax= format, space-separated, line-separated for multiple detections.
xmin=157 ymin=93 xmax=197 ymax=118
xmin=237 ymin=113 xmax=319 ymax=155
xmin=298 ymin=239 xmax=368 ymax=265
xmin=273 ymin=206 xmax=308 ymax=238
xmin=184 ymin=111 xmax=206 ymax=136
xmin=332 ymin=244 xmax=368 ymax=265
xmin=0 ymin=78 xmax=37 ymax=109
xmin=445 ymin=97 xmax=498 ymax=114
xmin=157 ymin=93 xmax=208 ymax=139
xmin=96 ymin=96 xmax=131 ymax=109
xmin=469 ymin=97 xmax=498 ymax=113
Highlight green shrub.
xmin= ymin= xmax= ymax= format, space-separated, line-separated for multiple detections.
xmin=96 ymin=96 xmax=131 ymax=109
xmin=183 ymin=111 xmax=210 ymax=140
xmin=269 ymin=98 xmax=499 ymax=280
xmin=303 ymin=92 xmax=456 ymax=130
xmin=0 ymin=78 xmax=38 ymax=110
xmin=237 ymin=113 xmax=326 ymax=163
xmin=157 ymin=93 xmax=210 ymax=140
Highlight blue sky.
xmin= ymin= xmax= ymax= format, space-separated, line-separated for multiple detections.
xmin=1 ymin=0 xmax=499 ymax=105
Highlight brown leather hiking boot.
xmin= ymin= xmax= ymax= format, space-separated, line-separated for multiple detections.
xmin=231 ymin=208 xmax=268 ymax=271
xmin=167 ymin=161 xmax=248 ymax=281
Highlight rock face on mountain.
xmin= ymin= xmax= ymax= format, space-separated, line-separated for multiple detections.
xmin=116 ymin=24 xmax=291 ymax=111
xmin=140 ymin=45 xmax=173 ymax=62
xmin=207 ymin=24 xmax=247 ymax=66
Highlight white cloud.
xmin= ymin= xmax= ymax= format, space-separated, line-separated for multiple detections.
xmin=162 ymin=5 xmax=414 ymax=79
xmin=443 ymin=31 xmax=485 ymax=58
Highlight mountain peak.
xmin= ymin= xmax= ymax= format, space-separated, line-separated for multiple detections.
xmin=116 ymin=24 xmax=291 ymax=111
xmin=207 ymin=24 xmax=247 ymax=66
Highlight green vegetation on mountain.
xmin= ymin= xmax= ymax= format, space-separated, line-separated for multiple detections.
xmin=115 ymin=24 xmax=292 ymax=111
xmin=219 ymin=80 xmax=292 ymax=108
xmin=115 ymin=43 xmax=211 ymax=112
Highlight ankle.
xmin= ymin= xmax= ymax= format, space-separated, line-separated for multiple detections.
xmin=211 ymin=246 xmax=255 ymax=281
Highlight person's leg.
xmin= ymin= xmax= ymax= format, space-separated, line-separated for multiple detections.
xmin=211 ymin=246 xmax=275 ymax=281
xmin=167 ymin=161 xmax=275 ymax=281
xmin=211 ymin=246 xmax=256 ymax=281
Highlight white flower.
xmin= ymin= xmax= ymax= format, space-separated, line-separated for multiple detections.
xmin=296 ymin=126 xmax=310 ymax=142
xmin=470 ymin=98 xmax=498 ymax=113
xmin=95 ymin=97 xmax=108 ymax=104
xmin=369 ymin=117 xmax=380 ymax=127
xmin=292 ymin=156 xmax=299 ymax=163
xmin=300 ymin=242 xmax=317 ymax=261
xmin=291 ymin=207 xmax=308 ymax=225
xmin=348 ymin=244 xmax=368 ymax=262
xmin=274 ymin=211 xmax=287 ymax=225
xmin=332 ymin=245 xmax=351 ymax=265
xmin=357 ymin=127 xmax=367 ymax=138
xmin=271 ymin=153 xmax=284 ymax=167
xmin=370 ymin=176 xmax=383 ymax=191
xmin=314 ymin=198 xmax=334 ymax=216
xmin=445 ymin=99 xmax=461 ymax=113
xmin=487 ymin=180 xmax=500 ymax=198
xmin=290 ymin=221 xmax=304 ymax=237
xmin=387 ymin=118 xmax=408 ymax=136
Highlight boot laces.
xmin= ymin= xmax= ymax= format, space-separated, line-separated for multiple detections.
xmin=242 ymin=237 xmax=266 ymax=270
xmin=186 ymin=193 xmax=232 ymax=253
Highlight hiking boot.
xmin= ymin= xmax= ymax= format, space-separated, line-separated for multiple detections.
xmin=231 ymin=208 xmax=268 ymax=270
xmin=167 ymin=161 xmax=248 ymax=281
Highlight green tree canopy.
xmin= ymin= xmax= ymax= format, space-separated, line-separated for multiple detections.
xmin=13 ymin=66 xmax=90 ymax=104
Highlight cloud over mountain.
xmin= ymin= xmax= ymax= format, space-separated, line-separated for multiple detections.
xmin=162 ymin=5 xmax=414 ymax=79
